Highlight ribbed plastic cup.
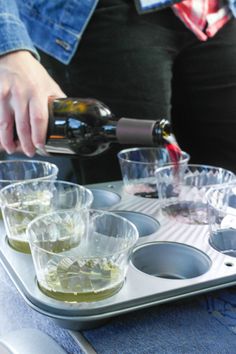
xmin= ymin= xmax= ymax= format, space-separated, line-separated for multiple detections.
xmin=118 ymin=147 xmax=190 ymax=198
xmin=27 ymin=209 xmax=139 ymax=302
xmin=156 ymin=164 xmax=235 ymax=224
xmin=0 ymin=180 xmax=93 ymax=253
xmin=207 ymin=183 xmax=236 ymax=257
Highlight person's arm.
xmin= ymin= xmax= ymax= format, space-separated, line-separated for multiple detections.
xmin=0 ymin=1 xmax=66 ymax=157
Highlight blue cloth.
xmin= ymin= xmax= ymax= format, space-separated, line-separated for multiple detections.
xmin=202 ymin=288 xmax=236 ymax=334
xmin=83 ymin=296 xmax=236 ymax=354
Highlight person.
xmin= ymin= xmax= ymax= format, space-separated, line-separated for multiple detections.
xmin=0 ymin=0 xmax=236 ymax=184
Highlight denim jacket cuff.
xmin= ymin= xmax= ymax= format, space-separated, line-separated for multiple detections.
xmin=0 ymin=14 xmax=40 ymax=60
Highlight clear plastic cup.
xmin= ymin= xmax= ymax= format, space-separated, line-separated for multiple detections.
xmin=0 ymin=159 xmax=58 ymax=188
xmin=207 ymin=183 xmax=236 ymax=257
xmin=27 ymin=209 xmax=139 ymax=302
xmin=0 ymin=180 xmax=93 ymax=253
xmin=0 ymin=159 xmax=58 ymax=220
xmin=117 ymin=147 xmax=190 ymax=198
xmin=156 ymin=164 xmax=235 ymax=224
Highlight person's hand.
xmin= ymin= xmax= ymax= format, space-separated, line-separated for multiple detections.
xmin=0 ymin=50 xmax=66 ymax=157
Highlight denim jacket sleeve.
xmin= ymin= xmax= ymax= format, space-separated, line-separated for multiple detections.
xmin=17 ymin=0 xmax=99 ymax=65
xmin=228 ymin=0 xmax=236 ymax=16
xmin=0 ymin=0 xmax=39 ymax=59
xmin=0 ymin=0 xmax=98 ymax=64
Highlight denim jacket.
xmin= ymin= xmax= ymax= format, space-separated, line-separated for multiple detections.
xmin=1 ymin=0 xmax=236 ymax=65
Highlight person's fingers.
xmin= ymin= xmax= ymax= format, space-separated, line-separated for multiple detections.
xmin=29 ymin=95 xmax=48 ymax=149
xmin=0 ymin=99 xmax=16 ymax=154
xmin=30 ymin=89 xmax=66 ymax=150
xmin=10 ymin=89 xmax=35 ymax=157
xmin=0 ymin=51 xmax=67 ymax=157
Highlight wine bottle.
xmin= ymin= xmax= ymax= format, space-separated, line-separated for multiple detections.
xmin=36 ymin=97 xmax=178 ymax=157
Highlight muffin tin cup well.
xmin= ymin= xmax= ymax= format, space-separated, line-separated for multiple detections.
xmin=209 ymin=230 xmax=236 ymax=258
xmin=90 ymin=188 xmax=121 ymax=209
xmin=113 ymin=210 xmax=160 ymax=237
xmin=131 ymin=242 xmax=211 ymax=279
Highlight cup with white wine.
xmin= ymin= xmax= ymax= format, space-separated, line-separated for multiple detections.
xmin=0 ymin=180 xmax=93 ymax=253
xmin=27 ymin=209 xmax=139 ymax=302
xmin=0 ymin=159 xmax=59 ymax=221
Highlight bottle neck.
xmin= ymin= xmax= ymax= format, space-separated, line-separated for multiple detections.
xmin=115 ymin=118 xmax=178 ymax=150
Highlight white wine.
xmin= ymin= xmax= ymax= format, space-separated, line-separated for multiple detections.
xmin=5 ymin=191 xmax=53 ymax=253
xmin=39 ymin=257 xmax=123 ymax=302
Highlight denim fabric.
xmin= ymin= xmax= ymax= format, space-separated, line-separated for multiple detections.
xmin=16 ymin=0 xmax=99 ymax=64
xmin=0 ymin=1 xmax=236 ymax=64
xmin=135 ymin=0 xmax=182 ymax=13
xmin=228 ymin=0 xmax=236 ymax=16
xmin=0 ymin=0 xmax=99 ymax=64
xmin=0 ymin=0 xmax=39 ymax=59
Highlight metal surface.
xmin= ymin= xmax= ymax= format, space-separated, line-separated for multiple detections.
xmin=1 ymin=181 xmax=236 ymax=330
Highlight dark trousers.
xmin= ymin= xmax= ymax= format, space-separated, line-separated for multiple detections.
xmin=40 ymin=0 xmax=236 ymax=184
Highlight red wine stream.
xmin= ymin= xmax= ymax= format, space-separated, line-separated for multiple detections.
xmin=133 ymin=139 xmax=182 ymax=199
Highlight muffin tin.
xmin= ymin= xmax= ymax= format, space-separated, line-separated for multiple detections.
xmin=1 ymin=180 xmax=236 ymax=330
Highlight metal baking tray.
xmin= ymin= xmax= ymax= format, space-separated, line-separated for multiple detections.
xmin=1 ymin=180 xmax=236 ymax=330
